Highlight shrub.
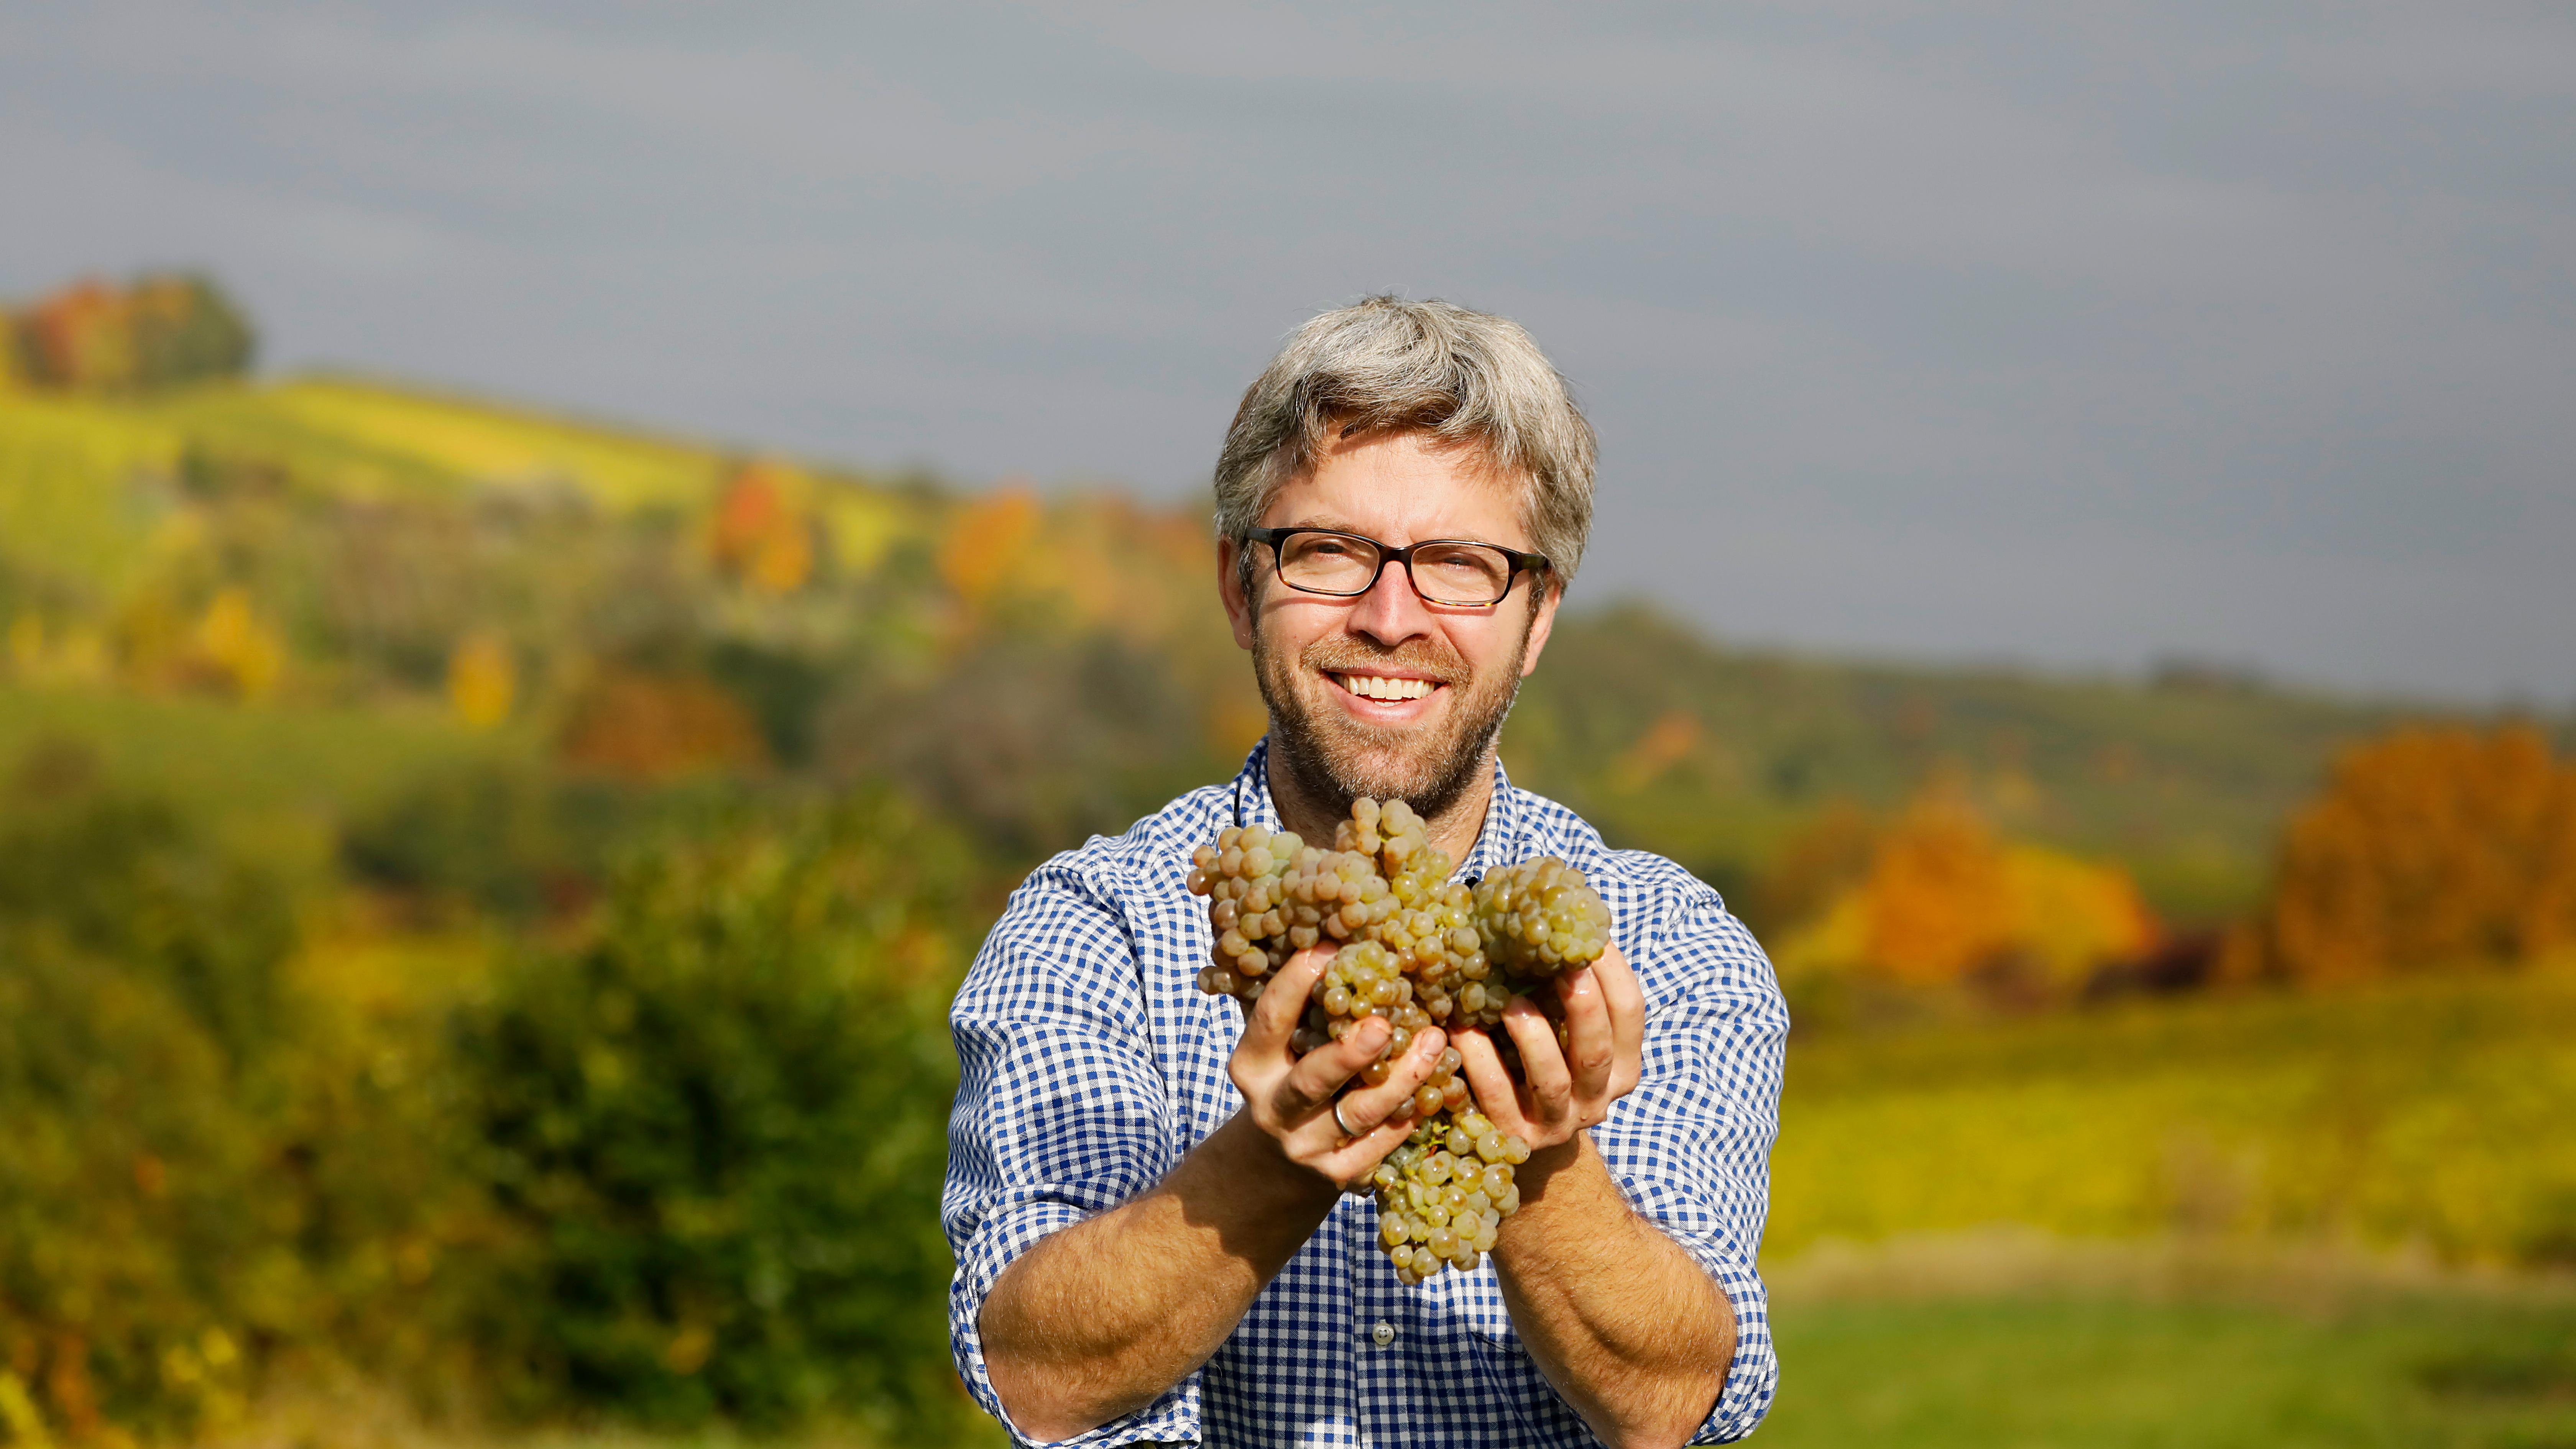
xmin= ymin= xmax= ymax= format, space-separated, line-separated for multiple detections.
xmin=0 ymin=751 xmax=295 ymax=1440
xmin=452 ymin=791 xmax=975 ymax=1434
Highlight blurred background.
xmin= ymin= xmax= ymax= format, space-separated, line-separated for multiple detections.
xmin=3 ymin=4 xmax=2574 ymax=1447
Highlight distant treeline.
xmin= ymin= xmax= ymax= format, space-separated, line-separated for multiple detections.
xmin=3 ymin=272 xmax=255 ymax=394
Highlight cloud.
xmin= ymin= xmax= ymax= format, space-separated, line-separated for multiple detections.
xmin=3 ymin=0 xmax=2570 ymax=698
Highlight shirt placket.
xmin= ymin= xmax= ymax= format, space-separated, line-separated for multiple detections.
xmin=1345 ymin=1195 xmax=1406 ymax=1447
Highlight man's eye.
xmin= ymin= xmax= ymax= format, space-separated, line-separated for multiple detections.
xmin=1425 ymin=552 xmax=1501 ymax=579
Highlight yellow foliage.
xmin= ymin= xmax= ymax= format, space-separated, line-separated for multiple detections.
xmin=937 ymin=487 xmax=1040 ymax=605
xmin=7 ymin=615 xmax=40 ymax=676
xmin=1999 ymin=843 xmax=2160 ymax=990
xmin=445 ymin=632 xmax=515 ymax=728
xmin=820 ymin=489 xmax=904 ymax=579
xmin=261 ymin=379 xmax=726 ymax=512
xmin=189 ymin=589 xmax=284 ymax=699
xmin=2238 ymin=723 xmax=2576 ymax=983
xmin=1773 ymin=789 xmax=2157 ymax=994
xmin=0 ymin=1370 xmax=52 ymax=1449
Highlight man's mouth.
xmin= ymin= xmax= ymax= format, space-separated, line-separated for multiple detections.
xmin=1329 ymin=672 xmax=1444 ymax=702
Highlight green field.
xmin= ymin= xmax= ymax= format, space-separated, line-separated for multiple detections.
xmin=1764 ymin=1265 xmax=2576 ymax=1449
xmin=1768 ymin=964 xmax=2576 ymax=1267
xmin=0 ymin=681 xmax=517 ymax=882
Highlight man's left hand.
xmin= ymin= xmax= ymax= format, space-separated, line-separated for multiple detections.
xmin=1453 ymin=940 xmax=1644 ymax=1152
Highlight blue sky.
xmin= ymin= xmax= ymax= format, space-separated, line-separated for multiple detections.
xmin=5 ymin=1 xmax=2571 ymax=700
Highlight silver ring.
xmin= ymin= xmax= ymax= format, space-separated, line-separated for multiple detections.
xmin=1331 ymin=1096 xmax=1362 ymax=1139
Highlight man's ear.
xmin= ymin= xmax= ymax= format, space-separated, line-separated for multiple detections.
xmin=1217 ymin=537 xmax=1257 ymax=652
xmin=1518 ymin=580 xmax=1561 ymax=678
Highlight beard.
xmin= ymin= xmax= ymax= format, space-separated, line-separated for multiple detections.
xmin=1254 ymin=606 xmax=1534 ymax=825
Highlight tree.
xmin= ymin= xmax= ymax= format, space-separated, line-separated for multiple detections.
xmin=7 ymin=273 xmax=255 ymax=392
xmin=1767 ymin=787 xmax=2158 ymax=1006
xmin=2232 ymin=724 xmax=2576 ymax=984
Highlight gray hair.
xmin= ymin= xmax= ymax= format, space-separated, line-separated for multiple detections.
xmin=1214 ymin=296 xmax=1597 ymax=589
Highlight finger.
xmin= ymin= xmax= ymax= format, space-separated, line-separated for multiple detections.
xmin=1451 ymin=1028 xmax=1530 ymax=1133
xmin=1240 ymin=946 xmax=1334 ymax=1052
xmin=1271 ymin=1012 xmax=1391 ymax=1120
xmin=1318 ymin=1104 xmax=1431 ymax=1186
xmin=1502 ymin=995 xmax=1575 ymax=1123
xmin=1554 ymin=968 xmax=1618 ymax=1101
xmin=1593 ymin=941 xmax=1647 ymax=1094
xmin=1319 ymin=1026 xmax=1447 ymax=1139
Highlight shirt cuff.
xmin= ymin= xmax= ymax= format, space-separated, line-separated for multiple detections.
xmin=1656 ymin=1222 xmax=1778 ymax=1444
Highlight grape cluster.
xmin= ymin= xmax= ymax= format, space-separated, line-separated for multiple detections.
xmin=1472 ymin=855 xmax=1617 ymax=979
xmin=1185 ymin=797 xmax=1618 ymax=1283
xmin=1369 ymin=1109 xmax=1530 ymax=1282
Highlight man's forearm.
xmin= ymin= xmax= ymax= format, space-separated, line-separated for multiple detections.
xmin=1492 ymin=1135 xmax=1733 ymax=1449
xmin=979 ymin=1111 xmax=1340 ymax=1442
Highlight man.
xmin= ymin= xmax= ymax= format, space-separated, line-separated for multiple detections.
xmin=943 ymin=297 xmax=1787 ymax=1448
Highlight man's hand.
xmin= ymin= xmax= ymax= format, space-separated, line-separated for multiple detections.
xmin=1230 ymin=947 xmax=1448 ymax=1190
xmin=1452 ymin=940 xmax=1645 ymax=1152
xmin=980 ymin=946 xmax=1449 ymax=1442
xmin=1454 ymin=941 xmax=1731 ymax=1449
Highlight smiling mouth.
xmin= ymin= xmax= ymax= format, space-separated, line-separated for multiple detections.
xmin=1330 ymin=672 xmax=1444 ymax=702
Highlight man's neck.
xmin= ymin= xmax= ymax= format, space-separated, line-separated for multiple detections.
xmin=1263 ymin=745 xmax=1496 ymax=874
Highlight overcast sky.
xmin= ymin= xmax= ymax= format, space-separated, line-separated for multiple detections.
xmin=5 ymin=2 xmax=2572 ymax=701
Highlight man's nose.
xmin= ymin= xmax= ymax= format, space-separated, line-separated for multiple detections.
xmin=1345 ymin=554 xmax=1435 ymax=647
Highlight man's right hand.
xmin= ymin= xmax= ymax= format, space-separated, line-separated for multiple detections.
xmin=1227 ymin=946 xmax=1448 ymax=1191
xmin=981 ymin=946 xmax=1451 ymax=1441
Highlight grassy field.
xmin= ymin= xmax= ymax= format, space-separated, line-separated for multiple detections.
xmin=1764 ymin=1279 xmax=2576 ymax=1448
xmin=1769 ymin=964 xmax=2576 ymax=1267
xmin=1758 ymin=1233 xmax=2576 ymax=1448
xmin=212 ymin=1242 xmax=2576 ymax=1449
xmin=0 ymin=682 xmax=517 ymax=881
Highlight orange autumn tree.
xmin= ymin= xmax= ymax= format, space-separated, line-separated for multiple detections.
xmin=2231 ymin=724 xmax=2576 ymax=985
xmin=557 ymin=668 xmax=767 ymax=778
xmin=936 ymin=486 xmax=1041 ymax=612
xmin=1769 ymin=786 xmax=2158 ymax=1001
xmin=705 ymin=461 xmax=816 ymax=594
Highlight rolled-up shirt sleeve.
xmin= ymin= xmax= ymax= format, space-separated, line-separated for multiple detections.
xmin=942 ymin=862 xmax=1197 ymax=1447
xmin=1590 ymin=884 xmax=1790 ymax=1444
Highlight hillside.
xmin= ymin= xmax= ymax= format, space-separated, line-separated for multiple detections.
xmin=8 ymin=368 xmax=2576 ymax=1449
xmin=1509 ymin=608 xmax=2473 ymax=920
xmin=0 ymin=372 xmax=2533 ymax=918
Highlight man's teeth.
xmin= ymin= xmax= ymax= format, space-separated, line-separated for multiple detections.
xmin=1337 ymin=674 xmax=1436 ymax=701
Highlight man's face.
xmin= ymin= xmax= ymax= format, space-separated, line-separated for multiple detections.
xmin=1219 ymin=430 xmax=1559 ymax=821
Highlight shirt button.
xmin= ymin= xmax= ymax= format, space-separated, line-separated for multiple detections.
xmin=1369 ymin=1321 xmax=1396 ymax=1347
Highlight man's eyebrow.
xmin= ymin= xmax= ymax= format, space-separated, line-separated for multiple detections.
xmin=1280 ymin=515 xmax=1358 ymax=533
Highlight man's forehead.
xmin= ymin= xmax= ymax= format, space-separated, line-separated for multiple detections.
xmin=1265 ymin=431 xmax=1531 ymax=545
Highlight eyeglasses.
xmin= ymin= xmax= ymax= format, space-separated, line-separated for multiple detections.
xmin=1242 ymin=527 xmax=1551 ymax=609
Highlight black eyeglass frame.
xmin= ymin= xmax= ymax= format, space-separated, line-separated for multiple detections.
xmin=1240 ymin=526 xmax=1552 ymax=609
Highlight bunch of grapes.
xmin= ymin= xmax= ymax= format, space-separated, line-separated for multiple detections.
xmin=1185 ymin=797 xmax=1618 ymax=1284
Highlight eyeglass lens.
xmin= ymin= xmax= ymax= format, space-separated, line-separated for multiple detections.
xmin=1274 ymin=532 xmax=1515 ymax=606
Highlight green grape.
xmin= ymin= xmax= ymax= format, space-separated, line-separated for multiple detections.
xmin=1187 ymin=800 xmax=1580 ymax=1280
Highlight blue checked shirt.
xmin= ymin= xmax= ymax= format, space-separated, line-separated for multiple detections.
xmin=944 ymin=742 xmax=1789 ymax=1447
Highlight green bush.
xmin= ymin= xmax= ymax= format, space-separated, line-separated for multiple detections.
xmin=0 ymin=751 xmax=296 ymax=1438
xmin=452 ymin=791 xmax=976 ymax=1435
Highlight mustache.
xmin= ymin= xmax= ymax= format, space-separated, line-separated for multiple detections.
xmin=1300 ymin=638 xmax=1469 ymax=687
